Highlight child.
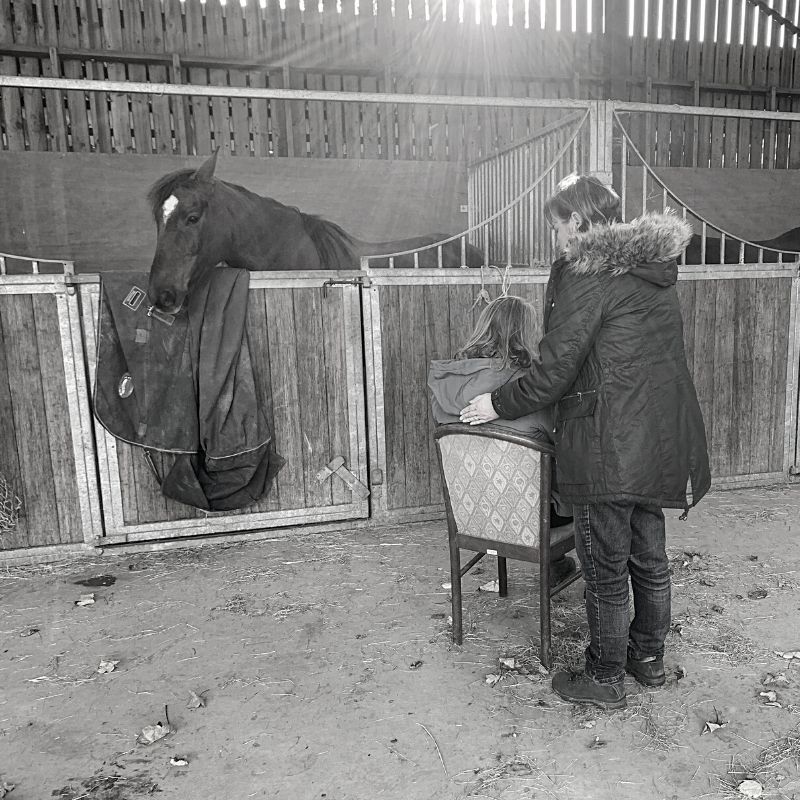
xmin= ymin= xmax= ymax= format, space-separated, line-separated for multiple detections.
xmin=460 ymin=175 xmax=711 ymax=709
xmin=428 ymin=294 xmax=575 ymax=580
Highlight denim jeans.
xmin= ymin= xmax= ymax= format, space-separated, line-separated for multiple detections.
xmin=572 ymin=501 xmax=671 ymax=685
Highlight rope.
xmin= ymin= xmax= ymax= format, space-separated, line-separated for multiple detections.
xmin=471 ymin=264 xmax=515 ymax=309
xmin=0 ymin=472 xmax=22 ymax=534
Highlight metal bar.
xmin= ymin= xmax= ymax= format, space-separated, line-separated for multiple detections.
xmin=787 ymin=274 xmax=800 ymax=472
xmin=0 ymin=75 xmax=594 ymax=111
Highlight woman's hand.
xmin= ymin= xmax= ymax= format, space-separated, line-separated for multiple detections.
xmin=459 ymin=393 xmax=500 ymax=426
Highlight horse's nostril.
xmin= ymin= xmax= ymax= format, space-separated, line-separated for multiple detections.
xmin=158 ymin=290 xmax=176 ymax=310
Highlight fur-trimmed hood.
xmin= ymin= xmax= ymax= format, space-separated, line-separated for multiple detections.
xmin=564 ymin=212 xmax=693 ymax=285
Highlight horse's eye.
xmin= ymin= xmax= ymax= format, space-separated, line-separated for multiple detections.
xmin=186 ymin=214 xmax=200 ymax=225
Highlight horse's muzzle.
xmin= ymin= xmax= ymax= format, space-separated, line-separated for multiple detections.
xmin=149 ymin=288 xmax=184 ymax=315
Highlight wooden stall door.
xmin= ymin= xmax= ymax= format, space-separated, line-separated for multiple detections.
xmin=0 ymin=275 xmax=101 ymax=555
xmin=80 ymin=273 xmax=369 ymax=544
xmin=363 ymin=269 xmax=549 ymax=523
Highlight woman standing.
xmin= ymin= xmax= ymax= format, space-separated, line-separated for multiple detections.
xmin=460 ymin=175 xmax=710 ymax=710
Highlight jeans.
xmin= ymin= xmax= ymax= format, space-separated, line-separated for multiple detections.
xmin=573 ymin=501 xmax=671 ymax=685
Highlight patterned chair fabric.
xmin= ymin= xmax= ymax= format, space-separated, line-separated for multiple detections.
xmin=438 ymin=433 xmax=542 ymax=548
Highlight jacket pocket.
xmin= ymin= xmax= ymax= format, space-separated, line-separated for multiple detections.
xmin=557 ymin=390 xmax=598 ymax=420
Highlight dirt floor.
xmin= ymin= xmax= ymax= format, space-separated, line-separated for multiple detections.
xmin=1 ymin=484 xmax=799 ymax=800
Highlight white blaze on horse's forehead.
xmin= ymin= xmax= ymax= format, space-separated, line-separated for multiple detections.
xmin=162 ymin=194 xmax=179 ymax=224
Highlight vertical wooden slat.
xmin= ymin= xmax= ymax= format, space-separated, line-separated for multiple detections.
xmin=380 ymin=286 xmax=406 ymax=509
xmin=246 ymin=290 xmax=280 ymax=511
xmin=731 ymin=278 xmax=756 ymax=474
xmin=321 ymin=287 xmax=349 ymax=507
xmin=749 ymin=278 xmax=777 ymax=471
xmin=0 ymin=2 xmax=27 ymax=152
xmin=0 ymin=295 xmax=26 ymax=549
xmin=692 ymin=279 xmax=717 ymax=463
xmin=98 ymin=0 xmax=131 ymax=153
xmin=13 ymin=2 xmax=48 ymax=151
xmin=769 ymin=276 xmax=792 ymax=471
xmin=293 ymin=289 xmax=333 ymax=507
xmin=266 ymin=288 xmax=306 ymax=509
xmin=711 ymin=280 xmax=735 ymax=476
xmin=1 ymin=294 xmax=58 ymax=546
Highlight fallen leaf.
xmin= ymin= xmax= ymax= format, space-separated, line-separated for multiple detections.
xmin=186 ymin=690 xmax=206 ymax=709
xmin=441 ymin=582 xmax=452 ymax=590
xmin=485 ymin=673 xmax=502 ymax=687
xmin=763 ymin=672 xmax=789 ymax=686
xmin=409 ymin=660 xmax=423 ymax=670
xmin=747 ymin=588 xmax=768 ymax=600
xmin=170 ymin=756 xmax=189 ymax=766
xmin=97 ymin=659 xmax=119 ymax=674
xmin=19 ymin=627 xmax=39 ymax=637
xmin=137 ymin=722 xmax=170 ymax=746
xmin=587 ymin=735 xmax=606 ymax=749
xmin=499 ymin=657 xmax=517 ymax=670
xmin=478 ymin=580 xmax=500 ymax=593
xmin=676 ymin=665 xmax=688 ymax=681
xmin=580 ymin=720 xmax=596 ymax=729
xmin=759 ymin=690 xmax=777 ymax=703
xmin=702 ymin=720 xmax=727 ymax=734
xmin=74 ymin=593 xmax=95 ymax=607
xmin=0 ymin=781 xmax=15 ymax=798
xmin=737 ymin=779 xmax=763 ymax=798
xmin=775 ymin=650 xmax=800 ymax=660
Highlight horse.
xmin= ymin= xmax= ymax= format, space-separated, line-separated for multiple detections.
xmin=146 ymin=150 xmax=484 ymax=313
xmin=684 ymin=227 xmax=800 ymax=264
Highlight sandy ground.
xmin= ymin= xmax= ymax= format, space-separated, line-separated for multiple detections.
xmin=0 ymin=484 xmax=799 ymax=800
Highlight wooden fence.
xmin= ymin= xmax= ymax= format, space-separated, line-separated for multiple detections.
xmin=3 ymin=0 xmax=800 ymax=168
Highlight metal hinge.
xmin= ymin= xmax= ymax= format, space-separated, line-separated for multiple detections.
xmin=315 ymin=456 xmax=370 ymax=499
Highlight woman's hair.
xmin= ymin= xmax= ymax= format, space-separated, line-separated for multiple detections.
xmin=544 ymin=173 xmax=621 ymax=232
xmin=455 ymin=295 xmax=537 ymax=369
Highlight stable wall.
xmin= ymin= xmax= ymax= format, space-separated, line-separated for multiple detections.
xmin=0 ymin=152 xmax=469 ymax=272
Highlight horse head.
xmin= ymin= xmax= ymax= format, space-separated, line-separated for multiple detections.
xmin=146 ymin=150 xmax=227 ymax=314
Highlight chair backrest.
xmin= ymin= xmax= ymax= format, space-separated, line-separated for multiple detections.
xmin=435 ymin=425 xmax=551 ymax=550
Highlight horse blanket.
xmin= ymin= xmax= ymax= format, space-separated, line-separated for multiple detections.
xmin=94 ymin=268 xmax=284 ymax=511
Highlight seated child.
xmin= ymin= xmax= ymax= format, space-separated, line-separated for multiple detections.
xmin=428 ymin=295 xmax=575 ymax=579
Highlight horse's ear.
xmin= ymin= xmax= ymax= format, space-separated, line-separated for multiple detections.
xmin=194 ymin=149 xmax=219 ymax=183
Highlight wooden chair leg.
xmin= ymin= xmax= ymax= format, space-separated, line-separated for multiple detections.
xmin=449 ymin=536 xmax=463 ymax=645
xmin=497 ymin=556 xmax=508 ymax=597
xmin=540 ymin=559 xmax=552 ymax=669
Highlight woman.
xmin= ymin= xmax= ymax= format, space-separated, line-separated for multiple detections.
xmin=460 ymin=175 xmax=711 ymax=710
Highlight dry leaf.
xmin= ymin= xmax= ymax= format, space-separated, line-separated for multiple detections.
xmin=478 ymin=580 xmax=500 ymax=593
xmin=0 ymin=781 xmax=15 ymax=798
xmin=170 ymin=756 xmax=189 ymax=766
xmin=485 ymin=673 xmax=502 ymax=687
xmin=19 ymin=627 xmax=39 ymax=637
xmin=759 ymin=690 xmax=777 ymax=703
xmin=499 ymin=657 xmax=517 ymax=670
xmin=441 ymin=582 xmax=451 ymax=590
xmin=580 ymin=720 xmax=596 ymax=729
xmin=97 ymin=659 xmax=119 ymax=674
xmin=763 ymin=672 xmax=789 ymax=686
xmin=737 ymin=779 xmax=763 ymax=798
xmin=702 ymin=720 xmax=726 ymax=734
xmin=587 ymin=735 xmax=606 ymax=749
xmin=776 ymin=650 xmax=800 ymax=660
xmin=75 ymin=593 xmax=95 ymax=607
xmin=137 ymin=722 xmax=170 ymax=745
xmin=186 ymin=690 xmax=206 ymax=710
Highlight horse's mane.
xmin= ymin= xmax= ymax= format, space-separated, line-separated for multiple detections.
xmin=300 ymin=213 xmax=358 ymax=268
xmin=147 ymin=169 xmax=357 ymax=267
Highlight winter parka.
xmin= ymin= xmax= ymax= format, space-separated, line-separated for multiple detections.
xmin=491 ymin=212 xmax=711 ymax=511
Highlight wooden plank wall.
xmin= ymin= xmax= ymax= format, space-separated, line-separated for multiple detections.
xmin=1 ymin=0 xmax=800 ymax=167
xmin=375 ymin=271 xmax=792 ymax=517
xmin=677 ymin=276 xmax=792 ymax=478
xmin=0 ymin=291 xmax=84 ymax=550
xmin=377 ymin=280 xmax=547 ymax=515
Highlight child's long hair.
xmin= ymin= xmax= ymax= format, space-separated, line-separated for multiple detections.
xmin=544 ymin=173 xmax=621 ymax=232
xmin=455 ymin=295 xmax=537 ymax=370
